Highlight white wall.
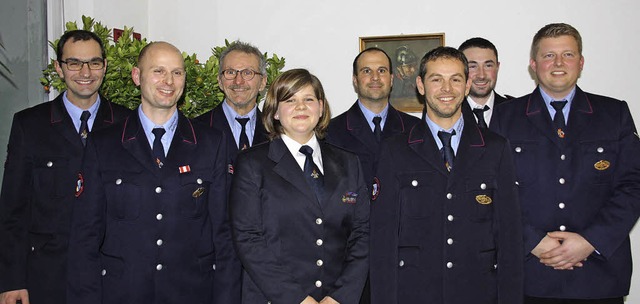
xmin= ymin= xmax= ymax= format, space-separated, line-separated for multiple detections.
xmin=63 ymin=0 xmax=148 ymax=41
xmin=63 ymin=0 xmax=640 ymax=301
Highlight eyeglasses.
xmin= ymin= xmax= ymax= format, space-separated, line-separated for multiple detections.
xmin=221 ymin=69 xmax=262 ymax=81
xmin=59 ymin=58 xmax=105 ymax=71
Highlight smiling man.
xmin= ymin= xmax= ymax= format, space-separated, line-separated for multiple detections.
xmin=492 ymin=23 xmax=640 ymax=304
xmin=195 ymin=40 xmax=269 ymax=162
xmin=370 ymin=47 xmax=523 ymax=304
xmin=326 ymin=47 xmax=421 ymax=304
xmin=0 ymin=30 xmax=131 ymax=304
xmin=67 ymin=41 xmax=240 ymax=304
xmin=458 ymin=37 xmax=509 ymax=129
xmin=326 ymin=47 xmax=420 ymax=187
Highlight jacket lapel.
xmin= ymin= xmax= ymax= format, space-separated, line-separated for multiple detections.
xmin=268 ymin=138 xmax=320 ymax=207
xmin=407 ymin=123 xmax=450 ymax=176
xmin=525 ymin=87 xmax=564 ymax=148
xmin=254 ymin=109 xmax=269 ymax=145
xmin=345 ymin=102 xmax=379 ymax=150
xmin=212 ymin=106 xmax=238 ymax=153
xmin=319 ymin=143 xmax=345 ymax=206
xmin=50 ymin=96 xmax=84 ymax=149
xmin=565 ymin=86 xmax=594 ymax=145
xmin=121 ymin=112 xmax=158 ymax=174
xmin=164 ymin=113 xmax=198 ymax=174
xmin=450 ymin=117 xmax=487 ymax=180
xmin=383 ymin=105 xmax=410 ymax=138
xmin=92 ymin=95 xmax=118 ymax=129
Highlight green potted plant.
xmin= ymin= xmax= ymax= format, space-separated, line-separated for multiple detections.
xmin=41 ymin=16 xmax=286 ymax=118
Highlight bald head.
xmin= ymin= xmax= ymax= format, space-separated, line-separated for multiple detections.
xmin=138 ymin=41 xmax=184 ymax=69
xmin=132 ymin=41 xmax=186 ymax=122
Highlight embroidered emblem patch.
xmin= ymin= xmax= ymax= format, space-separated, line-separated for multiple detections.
xmin=594 ymin=160 xmax=610 ymax=171
xmin=371 ymin=177 xmax=381 ymax=201
xmin=75 ymin=173 xmax=84 ymax=198
xmin=475 ymin=194 xmax=492 ymax=205
xmin=341 ymin=192 xmax=358 ymax=204
xmin=192 ymin=187 xmax=205 ymax=198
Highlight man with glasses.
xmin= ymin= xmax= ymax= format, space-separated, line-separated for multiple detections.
xmin=196 ymin=40 xmax=268 ymax=163
xmin=0 ymin=30 xmax=131 ymax=304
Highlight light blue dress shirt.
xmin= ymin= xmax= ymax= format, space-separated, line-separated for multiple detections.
xmin=138 ymin=106 xmax=178 ymax=157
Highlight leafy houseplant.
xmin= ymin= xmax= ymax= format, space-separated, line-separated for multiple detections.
xmin=40 ymin=16 xmax=285 ymax=118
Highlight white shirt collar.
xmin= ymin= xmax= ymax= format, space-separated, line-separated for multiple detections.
xmin=280 ymin=134 xmax=323 ymax=174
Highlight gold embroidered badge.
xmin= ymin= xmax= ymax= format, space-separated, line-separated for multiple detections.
xmin=594 ymin=160 xmax=610 ymax=171
xmin=192 ymin=187 xmax=205 ymax=198
xmin=475 ymin=194 xmax=492 ymax=205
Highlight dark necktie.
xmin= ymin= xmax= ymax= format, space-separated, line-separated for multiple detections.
xmin=550 ymin=100 xmax=568 ymax=138
xmin=299 ymin=145 xmax=324 ymax=202
xmin=372 ymin=116 xmax=382 ymax=142
xmin=472 ymin=105 xmax=489 ymax=129
xmin=236 ymin=117 xmax=250 ymax=150
xmin=437 ymin=130 xmax=456 ymax=172
xmin=79 ymin=110 xmax=91 ymax=146
xmin=152 ymin=128 xmax=166 ymax=168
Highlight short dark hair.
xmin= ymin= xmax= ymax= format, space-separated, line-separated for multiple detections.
xmin=418 ymin=46 xmax=469 ymax=80
xmin=352 ymin=47 xmax=393 ymax=76
xmin=458 ymin=37 xmax=499 ymax=62
xmin=219 ymin=40 xmax=266 ymax=76
xmin=56 ymin=30 xmax=106 ymax=61
xmin=531 ymin=23 xmax=582 ymax=59
xmin=262 ymin=68 xmax=332 ymax=140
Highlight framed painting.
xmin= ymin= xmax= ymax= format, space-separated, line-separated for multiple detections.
xmin=359 ymin=33 xmax=445 ymax=112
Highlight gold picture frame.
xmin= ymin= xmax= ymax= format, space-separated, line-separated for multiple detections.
xmin=359 ymin=33 xmax=445 ymax=113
